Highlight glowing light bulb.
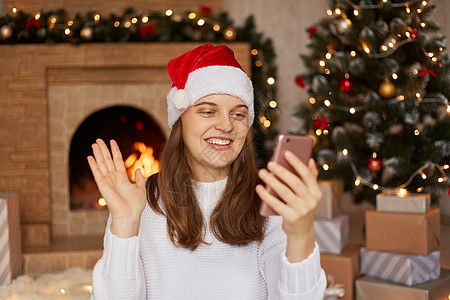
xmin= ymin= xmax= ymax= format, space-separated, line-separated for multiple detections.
xmin=263 ymin=120 xmax=271 ymax=128
xmin=354 ymin=9 xmax=359 ymax=16
xmin=335 ymin=8 xmax=341 ymax=15
xmin=420 ymin=171 xmax=427 ymax=179
xmin=364 ymin=47 xmax=370 ymax=54
xmin=316 ymin=129 xmax=322 ymax=136
xmin=417 ymin=8 xmax=422 ymax=13
xmin=428 ymin=52 xmax=434 ymax=58
xmin=64 ymin=28 xmax=71 ymax=35
xmin=325 ymin=69 xmax=331 ymax=74
xmin=124 ymin=20 xmax=131 ymax=28
xmin=60 ymin=289 xmax=66 ymax=294
xmin=94 ymin=14 xmax=100 ymax=21
xmin=188 ymin=12 xmax=196 ymax=19
xmin=197 ymin=19 xmax=205 ymax=26
xmin=381 ymin=45 xmax=388 ymax=51
xmin=323 ymin=164 xmax=330 ymax=171
xmin=98 ymin=198 xmax=107 ymax=206
xmin=406 ymin=5 xmax=411 ymax=13
xmin=414 ymin=129 xmax=420 ymax=135
xmin=12 ymin=7 xmax=18 ymax=13
xmin=213 ymin=24 xmax=220 ymax=31
xmin=432 ymin=57 xmax=437 ymax=62
xmin=68 ymin=20 xmax=73 ymax=26
xmin=343 ymin=149 xmax=348 ymax=155
xmin=255 ymin=60 xmax=262 ymax=67
xmin=438 ymin=177 xmax=444 ymax=183
xmin=35 ymin=13 xmax=41 ymax=20
xmin=447 ymin=105 xmax=450 ymax=113
xmin=350 ymin=51 xmax=356 ymax=57
xmin=388 ymin=42 xmax=394 ymax=48
xmin=355 ymin=177 xmax=361 ymax=186
xmin=444 ymin=164 xmax=449 ymax=169
xmin=420 ymin=22 xmax=426 ymax=28
xmin=349 ymin=107 xmax=356 ymax=114
xmin=251 ymin=49 xmax=258 ymax=56
xmin=142 ymin=16 xmax=149 ymax=23
xmin=417 ymin=187 xmax=424 ymax=192
xmin=309 ymin=97 xmax=316 ymax=104
xmin=267 ymin=77 xmax=275 ymax=85
xmin=422 ymin=1 xmax=427 ymax=6
xmin=323 ymin=129 xmax=329 ymax=135
xmin=259 ymin=115 xmax=267 ymax=123
xmin=269 ymin=100 xmax=277 ymax=108
xmin=325 ymin=52 xmax=332 ymax=59
xmin=398 ymin=188 xmax=407 ymax=197
xmin=324 ymin=100 xmax=331 ymax=107
xmin=327 ymin=8 xmax=333 ymax=16
xmin=373 ymin=184 xmax=379 ymax=190
xmin=114 ymin=21 xmax=120 ymax=27
xmin=397 ymin=95 xmax=405 ymax=101
xmin=165 ymin=10 xmax=173 ymax=16
xmin=416 ymin=92 xmax=421 ymax=98
xmin=319 ymin=60 xmax=326 ymax=67
xmin=392 ymin=73 xmax=398 ymax=79
xmin=132 ymin=18 xmax=138 ymax=24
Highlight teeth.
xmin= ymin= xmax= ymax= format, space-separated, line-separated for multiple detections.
xmin=206 ymin=138 xmax=231 ymax=145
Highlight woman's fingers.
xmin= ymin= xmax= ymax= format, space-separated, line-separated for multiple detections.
xmin=255 ymin=184 xmax=294 ymax=217
xmin=110 ymin=140 xmax=126 ymax=172
xmin=284 ymin=151 xmax=320 ymax=193
xmin=87 ymin=155 xmax=104 ymax=183
xmin=266 ymin=161 xmax=307 ymax=197
xmin=96 ymin=139 xmax=116 ymax=172
xmin=258 ymin=168 xmax=301 ymax=209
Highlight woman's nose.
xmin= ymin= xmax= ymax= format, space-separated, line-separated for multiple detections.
xmin=214 ymin=113 xmax=234 ymax=132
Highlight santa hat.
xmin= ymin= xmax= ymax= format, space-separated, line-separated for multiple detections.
xmin=166 ymin=44 xmax=254 ymax=128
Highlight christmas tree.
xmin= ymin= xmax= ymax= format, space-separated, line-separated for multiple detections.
xmin=294 ymin=0 xmax=449 ymax=204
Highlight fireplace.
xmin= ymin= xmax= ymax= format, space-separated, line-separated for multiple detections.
xmin=69 ymin=105 xmax=165 ymax=210
xmin=0 ymin=43 xmax=251 ymax=247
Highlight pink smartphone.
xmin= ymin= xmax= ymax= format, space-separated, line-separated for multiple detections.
xmin=259 ymin=134 xmax=314 ymax=216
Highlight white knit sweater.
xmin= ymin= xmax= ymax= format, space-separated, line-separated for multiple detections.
xmin=91 ymin=177 xmax=326 ymax=299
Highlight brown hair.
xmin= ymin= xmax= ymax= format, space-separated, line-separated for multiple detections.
xmin=146 ymin=119 xmax=267 ymax=250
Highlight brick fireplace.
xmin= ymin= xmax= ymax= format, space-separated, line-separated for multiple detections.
xmin=0 ymin=42 xmax=251 ymax=250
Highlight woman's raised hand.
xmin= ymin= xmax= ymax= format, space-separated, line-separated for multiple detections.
xmin=87 ymin=139 xmax=147 ymax=237
xmin=255 ymin=151 xmax=322 ymax=263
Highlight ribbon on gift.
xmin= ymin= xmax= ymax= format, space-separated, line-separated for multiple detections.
xmin=324 ymin=274 xmax=345 ymax=298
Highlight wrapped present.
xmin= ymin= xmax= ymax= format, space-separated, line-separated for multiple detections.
xmin=376 ymin=192 xmax=430 ymax=214
xmin=0 ymin=193 xmax=22 ymax=286
xmin=365 ymin=208 xmax=440 ymax=256
xmin=323 ymin=274 xmax=345 ymax=300
xmin=321 ymin=244 xmax=361 ymax=300
xmin=315 ymin=214 xmax=349 ymax=254
xmin=360 ymin=247 xmax=440 ymax=286
xmin=316 ymin=180 xmax=344 ymax=219
xmin=355 ymin=269 xmax=450 ymax=300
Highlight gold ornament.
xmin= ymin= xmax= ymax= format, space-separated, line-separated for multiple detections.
xmin=80 ymin=26 xmax=93 ymax=40
xmin=307 ymin=131 xmax=319 ymax=146
xmin=223 ymin=27 xmax=236 ymax=41
xmin=0 ymin=25 xmax=13 ymax=39
xmin=379 ymin=80 xmax=396 ymax=98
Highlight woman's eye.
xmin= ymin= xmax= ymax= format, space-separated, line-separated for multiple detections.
xmin=232 ymin=112 xmax=246 ymax=120
xmin=200 ymin=110 xmax=215 ymax=117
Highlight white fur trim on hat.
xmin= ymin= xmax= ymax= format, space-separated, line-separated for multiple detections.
xmin=166 ymin=65 xmax=254 ymax=128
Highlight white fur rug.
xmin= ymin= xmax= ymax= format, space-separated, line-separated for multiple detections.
xmin=0 ymin=268 xmax=93 ymax=300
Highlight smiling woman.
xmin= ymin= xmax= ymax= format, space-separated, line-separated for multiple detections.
xmin=87 ymin=44 xmax=326 ymax=299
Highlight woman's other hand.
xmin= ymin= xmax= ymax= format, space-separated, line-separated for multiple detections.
xmin=255 ymin=151 xmax=322 ymax=262
xmin=87 ymin=139 xmax=147 ymax=238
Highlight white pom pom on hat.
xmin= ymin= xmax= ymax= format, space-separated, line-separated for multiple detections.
xmin=166 ymin=43 xmax=254 ymax=128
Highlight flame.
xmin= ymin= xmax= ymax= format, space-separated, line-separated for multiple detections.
xmin=125 ymin=142 xmax=159 ymax=182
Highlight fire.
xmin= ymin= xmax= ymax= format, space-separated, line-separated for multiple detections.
xmin=124 ymin=142 xmax=159 ymax=182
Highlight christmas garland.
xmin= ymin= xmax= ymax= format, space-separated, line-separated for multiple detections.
xmin=0 ymin=6 xmax=279 ymax=165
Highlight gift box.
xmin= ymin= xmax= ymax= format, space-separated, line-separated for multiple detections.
xmin=321 ymin=244 xmax=361 ymax=300
xmin=365 ymin=208 xmax=440 ymax=256
xmin=316 ymin=180 xmax=344 ymax=219
xmin=360 ymin=247 xmax=440 ymax=286
xmin=355 ymin=269 xmax=450 ymax=300
xmin=376 ymin=192 xmax=430 ymax=214
xmin=315 ymin=214 xmax=349 ymax=254
xmin=0 ymin=193 xmax=22 ymax=286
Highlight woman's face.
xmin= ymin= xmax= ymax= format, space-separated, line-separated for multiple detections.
xmin=181 ymin=94 xmax=249 ymax=182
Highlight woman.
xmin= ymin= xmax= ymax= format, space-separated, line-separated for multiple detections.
xmin=88 ymin=44 xmax=326 ymax=299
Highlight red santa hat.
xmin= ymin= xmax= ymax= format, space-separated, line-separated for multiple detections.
xmin=166 ymin=44 xmax=254 ymax=128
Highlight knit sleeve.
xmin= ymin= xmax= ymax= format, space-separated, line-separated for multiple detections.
xmin=259 ymin=216 xmax=326 ymax=300
xmin=91 ymin=216 xmax=146 ymax=300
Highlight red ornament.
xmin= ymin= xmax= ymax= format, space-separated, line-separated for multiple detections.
xmin=418 ymin=69 xmax=437 ymax=78
xmin=135 ymin=121 xmax=144 ymax=131
xmin=367 ymin=155 xmax=382 ymax=172
xmin=295 ymin=76 xmax=306 ymax=89
xmin=314 ymin=116 xmax=329 ymax=130
xmin=409 ymin=28 xmax=418 ymax=39
xmin=339 ymin=78 xmax=354 ymax=92
xmin=25 ymin=18 xmax=41 ymax=29
xmin=308 ymin=26 xmax=318 ymax=39
xmin=200 ymin=6 xmax=212 ymax=13
xmin=139 ymin=23 xmax=155 ymax=37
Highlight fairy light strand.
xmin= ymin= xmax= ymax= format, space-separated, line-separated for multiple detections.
xmin=348 ymin=161 xmax=449 ymax=192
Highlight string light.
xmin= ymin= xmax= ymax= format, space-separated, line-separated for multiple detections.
xmin=396 ymin=95 xmax=405 ymax=101
xmin=342 ymin=149 xmax=348 ymax=155
xmin=323 ymin=163 xmax=330 ymax=171
xmin=335 ymin=8 xmax=342 ymax=15
xmin=213 ymin=24 xmax=220 ymax=31
xmin=309 ymin=97 xmax=316 ymax=104
xmin=98 ymin=198 xmax=107 ymax=206
xmin=94 ymin=14 xmax=100 ymax=22
xmin=347 ymin=161 xmax=449 ymax=192
xmin=35 ymin=13 xmax=41 ymax=20
xmin=12 ymin=7 xmax=18 ymax=13
xmin=197 ymin=19 xmax=205 ymax=26
xmin=398 ymin=188 xmax=407 ymax=196
xmin=392 ymin=73 xmax=398 ymax=79
xmin=319 ymin=60 xmax=326 ymax=67
xmin=354 ymin=9 xmax=359 ymax=16
xmin=325 ymin=52 xmax=332 ymax=59
xmin=142 ymin=16 xmax=148 ymax=23
xmin=327 ymin=8 xmax=333 ymax=16
xmin=165 ymin=10 xmax=173 ymax=16
xmin=188 ymin=12 xmax=196 ymax=19
xmin=267 ymin=77 xmax=275 ymax=85
xmin=269 ymin=100 xmax=277 ymax=108
xmin=132 ymin=17 xmax=138 ymax=24
xmin=251 ymin=49 xmax=258 ymax=55
xmin=350 ymin=51 xmax=356 ymax=57
xmin=414 ymin=129 xmax=420 ymax=135
xmin=324 ymin=99 xmax=331 ymax=107
xmin=349 ymin=107 xmax=356 ymax=114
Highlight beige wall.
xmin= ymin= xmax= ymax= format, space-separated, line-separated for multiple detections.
xmin=223 ymin=0 xmax=450 ymax=134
